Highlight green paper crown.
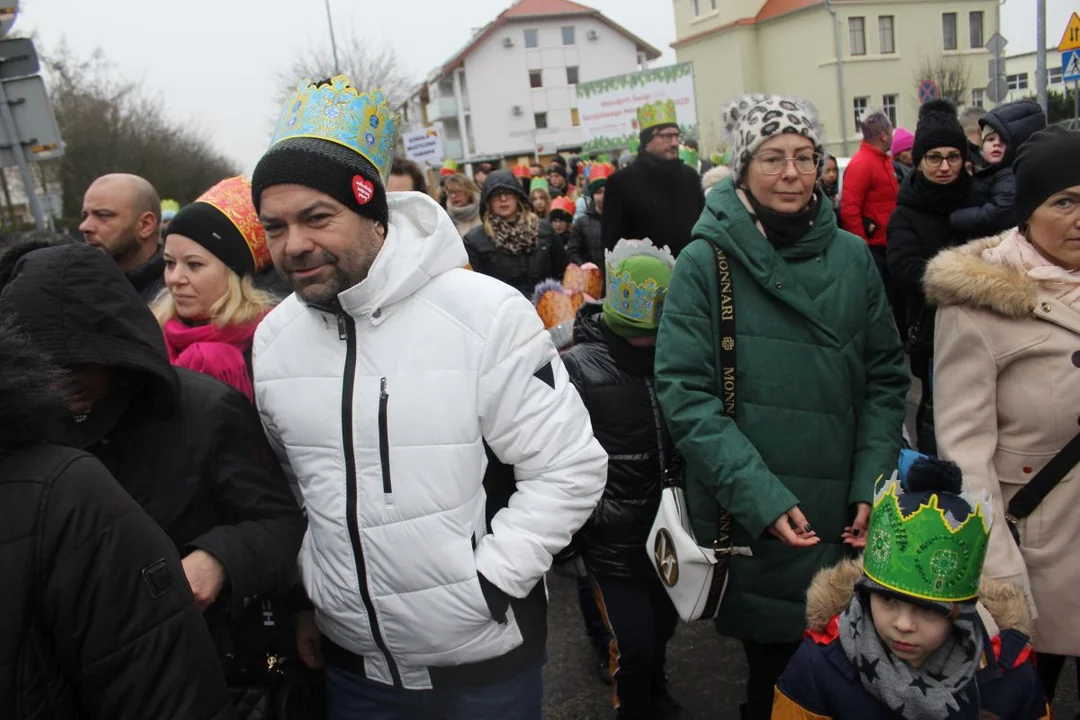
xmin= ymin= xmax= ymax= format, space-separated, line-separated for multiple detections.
xmin=679 ymin=144 xmax=698 ymax=166
xmin=270 ymin=75 xmax=399 ymax=181
xmin=530 ymin=177 xmax=549 ymax=194
xmin=637 ymin=99 xmax=678 ymax=132
xmin=863 ymin=476 xmax=991 ymax=603
xmin=604 ymin=239 xmax=675 ymax=332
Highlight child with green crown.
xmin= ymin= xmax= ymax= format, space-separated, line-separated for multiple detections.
xmin=772 ymin=456 xmax=1049 ymax=719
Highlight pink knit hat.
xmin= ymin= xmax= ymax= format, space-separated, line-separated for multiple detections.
xmin=891 ymin=127 xmax=915 ymax=156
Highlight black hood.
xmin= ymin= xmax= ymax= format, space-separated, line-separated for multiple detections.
xmin=0 ymin=321 xmax=68 ymax=450
xmin=896 ymin=169 xmax=968 ymax=215
xmin=980 ymin=100 xmax=1047 ymax=167
xmin=0 ymin=243 xmax=180 ymax=416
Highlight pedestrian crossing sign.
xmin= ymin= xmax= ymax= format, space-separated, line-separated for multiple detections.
xmin=1064 ymin=49 xmax=1080 ymax=83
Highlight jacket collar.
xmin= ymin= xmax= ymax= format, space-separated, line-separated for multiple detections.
xmin=859 ymin=141 xmax=890 ymax=160
xmin=924 ymin=229 xmax=1080 ymax=335
xmin=336 ymin=192 xmax=468 ymax=326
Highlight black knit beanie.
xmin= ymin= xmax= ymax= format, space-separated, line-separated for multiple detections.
xmin=167 ymin=202 xmax=257 ymax=277
xmin=1014 ymin=125 xmax=1080 ymax=226
xmin=251 ymin=137 xmax=388 ymax=228
xmin=912 ymin=99 xmax=968 ymax=167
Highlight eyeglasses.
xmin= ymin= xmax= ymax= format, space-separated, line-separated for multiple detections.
xmin=923 ymin=152 xmax=964 ymax=168
xmin=655 ymin=130 xmax=682 ymax=142
xmin=754 ymin=151 xmax=820 ymax=176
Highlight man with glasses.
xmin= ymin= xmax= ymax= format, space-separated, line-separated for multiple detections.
xmin=601 ymin=99 xmax=705 ymax=256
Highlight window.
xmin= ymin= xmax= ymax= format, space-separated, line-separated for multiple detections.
xmin=942 ymin=13 xmax=957 ymax=50
xmin=971 ymin=88 xmax=985 ymax=108
xmin=524 ymin=28 xmax=538 ymax=48
xmin=534 ymin=112 xmax=548 ymax=129
xmin=562 ymin=26 xmax=575 ymax=45
xmin=1006 ymin=73 xmax=1029 ymax=91
xmin=882 ymin=94 xmax=898 ymax=126
xmin=566 ymin=66 xmax=579 ymax=85
xmin=849 ymin=17 xmax=866 ymax=56
xmin=529 ymin=70 xmax=543 ymax=88
xmin=711 ymin=0 xmax=717 ymax=8
xmin=692 ymin=0 xmax=700 ymax=16
xmin=969 ymin=11 xmax=984 ymax=49
xmin=878 ymin=16 xmax=895 ymax=54
xmin=1050 ymin=66 xmax=1064 ymax=84
xmin=853 ymin=96 xmax=869 ymax=132
xmin=571 ymin=108 xmax=580 ymax=127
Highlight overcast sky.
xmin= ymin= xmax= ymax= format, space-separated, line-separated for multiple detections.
xmin=16 ymin=0 xmax=1058 ymax=173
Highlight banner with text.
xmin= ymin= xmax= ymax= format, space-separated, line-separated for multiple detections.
xmin=576 ymin=63 xmax=698 ymax=153
xmin=403 ymin=128 xmax=444 ymax=168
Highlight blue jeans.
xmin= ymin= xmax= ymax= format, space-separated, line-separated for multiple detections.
xmin=325 ymin=657 xmax=543 ymax=720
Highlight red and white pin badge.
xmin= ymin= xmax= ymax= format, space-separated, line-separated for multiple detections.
xmin=352 ymin=175 xmax=375 ymax=205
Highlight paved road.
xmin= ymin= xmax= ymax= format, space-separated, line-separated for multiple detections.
xmin=542 ymin=571 xmax=1079 ymax=719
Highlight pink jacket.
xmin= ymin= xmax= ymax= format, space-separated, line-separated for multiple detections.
xmin=162 ymin=317 xmax=263 ymax=402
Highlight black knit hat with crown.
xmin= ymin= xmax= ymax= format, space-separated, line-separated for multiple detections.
xmin=912 ymin=99 xmax=968 ymax=167
xmin=251 ymin=136 xmax=388 ymax=228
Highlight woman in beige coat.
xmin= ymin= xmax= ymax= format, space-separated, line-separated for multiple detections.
xmin=926 ymin=126 xmax=1080 ymax=702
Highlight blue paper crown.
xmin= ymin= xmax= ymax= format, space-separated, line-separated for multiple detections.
xmin=270 ymin=75 xmax=399 ymax=180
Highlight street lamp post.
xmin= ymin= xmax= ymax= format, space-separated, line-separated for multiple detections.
xmin=324 ymin=0 xmax=342 ymax=75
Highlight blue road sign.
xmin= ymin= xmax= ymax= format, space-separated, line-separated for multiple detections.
xmin=1064 ymin=49 xmax=1080 ymax=83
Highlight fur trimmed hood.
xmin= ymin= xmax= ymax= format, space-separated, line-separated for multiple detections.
xmin=923 ymin=229 xmax=1037 ymax=319
xmin=805 ymin=558 xmax=1034 ymax=638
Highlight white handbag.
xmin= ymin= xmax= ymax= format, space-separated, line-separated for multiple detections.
xmin=647 ymin=459 xmax=752 ymax=622
xmin=647 ymin=246 xmax=751 ymax=622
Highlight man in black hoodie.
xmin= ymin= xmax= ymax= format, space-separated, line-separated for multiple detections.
xmin=0 ymin=243 xmax=305 ymax=698
xmin=950 ymin=100 xmax=1046 ymax=240
xmin=0 ymin=322 xmax=234 ymax=719
xmin=601 ymin=101 xmax=705 ymax=256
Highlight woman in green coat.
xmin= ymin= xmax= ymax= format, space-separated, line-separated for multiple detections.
xmin=654 ymin=94 xmax=909 ymax=720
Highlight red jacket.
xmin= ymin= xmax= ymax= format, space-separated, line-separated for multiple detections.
xmin=840 ymin=142 xmax=898 ymax=248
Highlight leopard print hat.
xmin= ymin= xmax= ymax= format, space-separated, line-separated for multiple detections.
xmin=722 ymin=94 xmax=826 ymax=179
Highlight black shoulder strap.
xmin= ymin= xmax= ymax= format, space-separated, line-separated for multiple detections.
xmin=1006 ymin=433 xmax=1080 ymax=521
xmin=713 ymin=248 xmax=736 ymax=419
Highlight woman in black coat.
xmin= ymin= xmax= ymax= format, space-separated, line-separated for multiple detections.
xmin=886 ymin=100 xmax=970 ymax=455
xmin=0 ymin=323 xmax=233 ymax=720
xmin=464 ymin=169 xmax=568 ymax=296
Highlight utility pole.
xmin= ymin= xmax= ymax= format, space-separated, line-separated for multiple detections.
xmin=1036 ymin=0 xmax=1048 ymax=115
xmin=324 ymin=0 xmax=341 ymax=75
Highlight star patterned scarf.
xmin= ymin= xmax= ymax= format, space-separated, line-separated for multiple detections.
xmin=838 ymin=592 xmax=983 ymax=719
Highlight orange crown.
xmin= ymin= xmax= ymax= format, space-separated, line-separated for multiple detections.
xmin=550 ymin=196 xmax=576 ymax=218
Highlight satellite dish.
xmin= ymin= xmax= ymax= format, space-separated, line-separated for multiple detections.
xmin=0 ymin=4 xmax=19 ymax=39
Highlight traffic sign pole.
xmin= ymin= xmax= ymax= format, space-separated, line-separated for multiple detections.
xmin=0 ymin=76 xmax=44 ymax=228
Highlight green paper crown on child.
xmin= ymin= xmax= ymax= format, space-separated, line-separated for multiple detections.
xmin=603 ymin=238 xmax=675 ymax=338
xmin=863 ymin=460 xmax=992 ymax=604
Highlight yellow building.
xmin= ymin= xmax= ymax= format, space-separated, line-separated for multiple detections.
xmin=672 ymin=0 xmax=1000 ymax=158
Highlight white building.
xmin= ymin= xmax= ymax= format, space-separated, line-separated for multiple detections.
xmin=398 ymin=0 xmax=661 ymax=167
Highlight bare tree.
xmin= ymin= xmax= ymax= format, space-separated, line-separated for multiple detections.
xmin=42 ymin=41 xmax=239 ymax=223
xmin=276 ymin=32 xmax=415 ymax=109
xmin=913 ymin=57 xmax=972 ymax=106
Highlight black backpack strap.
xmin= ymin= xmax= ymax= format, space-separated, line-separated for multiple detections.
xmin=1006 ymin=433 xmax=1080 ymax=524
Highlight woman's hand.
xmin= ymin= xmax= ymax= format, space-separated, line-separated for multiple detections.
xmin=181 ymin=549 xmax=227 ymax=611
xmin=842 ymin=502 xmax=872 ymax=548
xmin=295 ymin=610 xmax=325 ymax=669
xmin=768 ymin=506 xmax=820 ymax=548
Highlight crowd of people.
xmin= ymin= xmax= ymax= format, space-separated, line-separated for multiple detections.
xmin=0 ymin=71 xmax=1077 ymax=720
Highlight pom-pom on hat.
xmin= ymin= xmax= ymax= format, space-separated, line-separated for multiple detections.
xmin=168 ymin=176 xmax=271 ymax=276
xmin=911 ymin=99 xmax=968 ymax=167
xmin=603 ymin=239 xmax=675 ymax=338
xmin=722 ymin=94 xmax=825 ymax=179
xmin=859 ymin=455 xmax=991 ymax=614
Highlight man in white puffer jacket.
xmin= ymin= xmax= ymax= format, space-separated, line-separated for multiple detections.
xmin=250 ymin=76 xmax=606 ymax=719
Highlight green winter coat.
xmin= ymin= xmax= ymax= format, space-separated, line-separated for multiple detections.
xmin=654 ymin=179 xmax=908 ymax=643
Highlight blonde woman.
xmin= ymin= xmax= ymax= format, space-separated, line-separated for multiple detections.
xmin=464 ymin=170 xmax=568 ymax=296
xmin=444 ymin=173 xmax=482 ymax=237
xmin=152 ymin=176 xmax=275 ymax=402
xmin=530 ymin=176 xmax=552 ymax=218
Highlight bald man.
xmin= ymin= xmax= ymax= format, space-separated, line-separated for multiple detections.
xmin=79 ymin=174 xmax=164 ymax=301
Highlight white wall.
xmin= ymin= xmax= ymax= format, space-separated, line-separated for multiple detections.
xmin=465 ymin=15 xmax=642 ymax=157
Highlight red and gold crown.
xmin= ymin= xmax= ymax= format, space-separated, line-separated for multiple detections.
xmin=197 ymin=176 xmax=271 ymax=274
